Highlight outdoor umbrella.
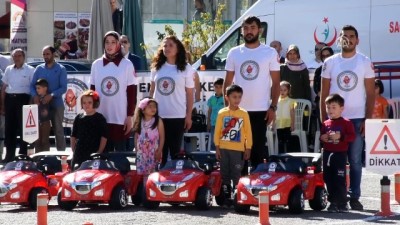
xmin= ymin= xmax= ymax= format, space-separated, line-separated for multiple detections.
xmin=122 ymin=0 xmax=147 ymax=70
xmin=88 ymin=0 xmax=114 ymax=60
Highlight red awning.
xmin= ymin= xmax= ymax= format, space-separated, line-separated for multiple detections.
xmin=0 ymin=12 xmax=10 ymax=38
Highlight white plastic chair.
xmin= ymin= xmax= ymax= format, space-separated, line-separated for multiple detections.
xmin=313 ymin=121 xmax=321 ymax=153
xmin=184 ymin=101 xmax=211 ymax=152
xmin=387 ymin=98 xmax=400 ymax=119
xmin=266 ymin=124 xmax=278 ymax=156
xmin=291 ymin=99 xmax=312 ymax=153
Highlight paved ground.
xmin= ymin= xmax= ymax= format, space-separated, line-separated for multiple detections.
xmin=0 ymin=149 xmax=399 ymax=225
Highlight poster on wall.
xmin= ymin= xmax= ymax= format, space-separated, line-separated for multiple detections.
xmin=54 ymin=12 xmax=90 ymax=59
xmin=10 ymin=0 xmax=28 ymax=52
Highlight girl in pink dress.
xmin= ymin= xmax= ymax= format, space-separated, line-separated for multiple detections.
xmin=133 ymin=98 xmax=165 ymax=176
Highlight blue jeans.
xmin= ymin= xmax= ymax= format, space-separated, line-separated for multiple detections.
xmin=348 ymin=118 xmax=364 ymax=199
xmin=210 ymin=125 xmax=216 ymax=150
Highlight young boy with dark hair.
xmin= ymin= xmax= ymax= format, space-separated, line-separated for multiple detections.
xmin=214 ymin=84 xmax=252 ymax=208
xmin=207 ymin=78 xmax=224 ymax=150
xmin=35 ymin=78 xmax=51 ymax=153
xmin=320 ymin=93 xmax=356 ymax=213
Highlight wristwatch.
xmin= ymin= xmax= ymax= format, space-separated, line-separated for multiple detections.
xmin=269 ymin=105 xmax=277 ymax=111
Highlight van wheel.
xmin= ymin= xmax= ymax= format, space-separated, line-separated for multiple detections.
xmin=109 ymin=185 xmax=128 ymax=210
xmin=215 ymin=186 xmax=225 ymax=206
xmin=57 ymin=190 xmax=78 ymax=211
xmin=288 ymin=188 xmax=304 ymax=214
xmin=309 ymin=187 xmax=328 ymax=211
xmin=131 ymin=182 xmax=143 ymax=206
xmin=195 ymin=187 xmax=212 ymax=210
xmin=233 ymin=193 xmax=250 ymax=213
xmin=29 ymin=187 xmax=48 ymax=210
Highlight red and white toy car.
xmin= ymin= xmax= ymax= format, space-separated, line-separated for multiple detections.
xmin=0 ymin=155 xmax=66 ymax=209
xmin=57 ymin=152 xmax=143 ymax=210
xmin=235 ymin=153 xmax=327 ymax=214
xmin=143 ymin=151 xmax=223 ymax=210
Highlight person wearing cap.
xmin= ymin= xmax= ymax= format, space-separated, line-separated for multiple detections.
xmin=90 ymin=31 xmax=138 ymax=152
xmin=2 ymin=49 xmax=34 ymax=162
xmin=30 ymin=45 xmax=68 ymax=152
xmin=280 ymin=44 xmax=312 ymax=102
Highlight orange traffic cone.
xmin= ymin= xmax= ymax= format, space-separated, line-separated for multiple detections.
xmin=345 ymin=164 xmax=350 ymax=192
xmin=395 ymin=173 xmax=400 ymax=204
xmin=375 ymin=176 xmax=394 ymax=217
xmin=61 ymin=156 xmax=68 ymax=172
xmin=257 ymin=191 xmax=271 ymax=225
xmin=37 ymin=193 xmax=48 ymax=225
xmin=82 ymin=222 xmax=94 ymax=225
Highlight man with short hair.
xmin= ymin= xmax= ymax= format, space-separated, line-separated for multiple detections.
xmin=120 ymin=35 xmax=143 ymax=71
xmin=1 ymin=49 xmax=34 ymax=162
xmin=308 ymin=42 xmax=327 ymax=69
xmin=224 ymin=16 xmax=280 ymax=174
xmin=270 ymin=40 xmax=285 ymax=64
xmin=30 ymin=46 xmax=68 ymax=151
xmin=320 ymin=25 xmax=375 ymax=211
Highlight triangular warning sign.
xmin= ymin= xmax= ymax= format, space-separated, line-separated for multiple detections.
xmin=25 ymin=110 xmax=36 ymax=128
xmin=370 ymin=125 xmax=400 ymax=154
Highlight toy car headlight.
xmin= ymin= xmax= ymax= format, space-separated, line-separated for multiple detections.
xmin=240 ymin=177 xmax=250 ymax=186
xmin=176 ymin=182 xmax=186 ymax=189
xmin=182 ymin=173 xmax=194 ymax=182
xmin=149 ymin=173 xmax=160 ymax=183
xmin=92 ymin=181 xmax=101 ymax=188
xmin=268 ymin=185 xmax=277 ymax=192
xmin=8 ymin=183 xmax=17 ymax=190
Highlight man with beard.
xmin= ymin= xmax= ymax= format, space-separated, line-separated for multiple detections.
xmin=30 ymin=46 xmax=67 ymax=151
xmin=223 ymin=16 xmax=280 ymax=177
xmin=320 ymin=25 xmax=375 ymax=211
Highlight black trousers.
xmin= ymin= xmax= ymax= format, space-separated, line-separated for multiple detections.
xmin=277 ymin=127 xmax=291 ymax=154
xmin=161 ymin=118 xmax=185 ymax=167
xmin=323 ymin=151 xmax=347 ymax=204
xmin=245 ymin=111 xmax=267 ymax=174
xmin=4 ymin=93 xmax=30 ymax=162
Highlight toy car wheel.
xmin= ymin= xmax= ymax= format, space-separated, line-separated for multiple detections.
xmin=109 ymin=185 xmax=128 ymax=210
xmin=57 ymin=190 xmax=78 ymax=211
xmin=233 ymin=193 xmax=250 ymax=213
xmin=142 ymin=188 xmax=160 ymax=210
xmin=215 ymin=186 xmax=225 ymax=206
xmin=288 ymin=188 xmax=304 ymax=214
xmin=131 ymin=182 xmax=143 ymax=206
xmin=28 ymin=187 xmax=48 ymax=210
xmin=309 ymin=187 xmax=328 ymax=211
xmin=195 ymin=186 xmax=212 ymax=210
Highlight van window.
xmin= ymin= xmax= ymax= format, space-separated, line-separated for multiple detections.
xmin=207 ymin=22 xmax=267 ymax=70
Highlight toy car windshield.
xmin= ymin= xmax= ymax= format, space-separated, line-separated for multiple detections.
xmin=77 ymin=159 xmax=118 ymax=171
xmin=251 ymin=162 xmax=287 ymax=174
xmin=3 ymin=161 xmax=38 ymax=171
xmin=161 ymin=159 xmax=202 ymax=171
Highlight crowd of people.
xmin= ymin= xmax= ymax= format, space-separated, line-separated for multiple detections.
xmin=0 ymin=14 xmax=387 ymax=213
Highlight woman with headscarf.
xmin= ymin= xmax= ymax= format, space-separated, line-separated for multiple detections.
xmin=280 ymin=44 xmax=312 ymax=101
xmin=90 ymin=31 xmax=137 ymax=152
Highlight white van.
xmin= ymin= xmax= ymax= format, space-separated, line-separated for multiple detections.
xmin=192 ymin=0 xmax=400 ymax=98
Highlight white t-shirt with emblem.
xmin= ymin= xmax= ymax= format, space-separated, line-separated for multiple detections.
xmin=225 ymin=44 xmax=280 ymax=111
xmin=151 ymin=63 xmax=195 ymax=118
xmin=321 ymin=53 xmax=375 ymax=119
xmin=90 ymin=58 xmax=137 ymax=125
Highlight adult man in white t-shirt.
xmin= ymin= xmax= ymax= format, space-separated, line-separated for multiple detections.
xmin=320 ymin=25 xmax=375 ymax=211
xmin=224 ymin=16 xmax=280 ymax=174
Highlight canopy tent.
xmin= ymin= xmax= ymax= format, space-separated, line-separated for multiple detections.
xmin=122 ymin=0 xmax=147 ymax=70
xmin=87 ymin=0 xmax=114 ymax=60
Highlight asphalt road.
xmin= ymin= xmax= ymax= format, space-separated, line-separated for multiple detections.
xmin=0 ymin=168 xmax=399 ymax=225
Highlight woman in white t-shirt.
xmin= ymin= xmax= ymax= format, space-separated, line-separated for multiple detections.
xmin=149 ymin=35 xmax=195 ymax=166
xmin=90 ymin=31 xmax=137 ymax=152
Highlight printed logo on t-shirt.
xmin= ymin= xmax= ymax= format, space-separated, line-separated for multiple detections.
xmin=157 ymin=77 xmax=175 ymax=96
xmin=100 ymin=76 xmax=120 ymax=96
xmin=221 ymin=116 xmax=243 ymax=142
xmin=240 ymin=60 xmax=259 ymax=80
xmin=337 ymin=70 xmax=358 ymax=91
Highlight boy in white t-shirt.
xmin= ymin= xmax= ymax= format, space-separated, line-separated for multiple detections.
xmin=320 ymin=25 xmax=375 ymax=211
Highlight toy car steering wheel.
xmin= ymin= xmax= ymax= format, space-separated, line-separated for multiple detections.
xmin=14 ymin=154 xmax=33 ymax=162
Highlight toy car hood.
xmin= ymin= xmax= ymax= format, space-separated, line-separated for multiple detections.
xmin=64 ymin=170 xmax=117 ymax=183
xmin=151 ymin=170 xmax=202 ymax=183
xmin=244 ymin=173 xmax=295 ymax=189
xmin=0 ymin=171 xmax=37 ymax=185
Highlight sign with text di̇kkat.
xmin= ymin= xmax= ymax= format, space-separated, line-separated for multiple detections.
xmin=366 ymin=119 xmax=400 ymax=176
xmin=22 ymin=105 xmax=38 ymax=144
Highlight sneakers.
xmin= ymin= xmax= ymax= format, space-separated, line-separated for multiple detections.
xmin=338 ymin=203 xmax=349 ymax=213
xmin=327 ymin=203 xmax=338 ymax=213
xmin=349 ymin=199 xmax=364 ymax=211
